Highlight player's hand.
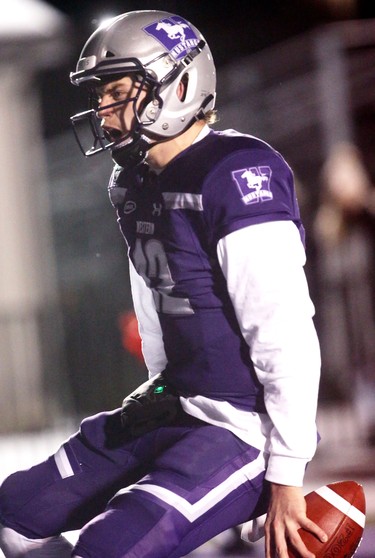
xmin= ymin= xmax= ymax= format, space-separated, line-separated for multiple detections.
xmin=264 ymin=483 xmax=328 ymax=558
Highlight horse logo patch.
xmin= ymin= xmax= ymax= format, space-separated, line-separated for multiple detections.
xmin=232 ymin=166 xmax=273 ymax=205
xmin=143 ymin=16 xmax=199 ymax=60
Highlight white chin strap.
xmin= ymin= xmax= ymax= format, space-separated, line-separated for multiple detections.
xmin=0 ymin=524 xmax=73 ymax=557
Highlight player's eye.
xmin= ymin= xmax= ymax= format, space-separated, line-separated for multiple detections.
xmin=112 ymin=87 xmax=130 ymax=101
xmin=93 ymin=84 xmax=131 ymax=108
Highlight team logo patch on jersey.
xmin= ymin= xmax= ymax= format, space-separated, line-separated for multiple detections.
xmin=232 ymin=166 xmax=273 ymax=205
xmin=143 ymin=16 xmax=199 ymax=60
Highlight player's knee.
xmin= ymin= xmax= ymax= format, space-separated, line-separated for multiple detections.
xmin=73 ymin=514 xmax=117 ymax=558
xmin=0 ymin=460 xmax=57 ymax=539
xmin=0 ymin=471 xmax=27 ymax=527
xmin=73 ymin=501 xmax=180 ymax=558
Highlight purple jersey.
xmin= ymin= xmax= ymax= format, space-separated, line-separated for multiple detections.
xmin=108 ymin=129 xmax=303 ymax=412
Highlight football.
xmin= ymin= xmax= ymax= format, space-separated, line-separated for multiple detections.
xmin=288 ymin=480 xmax=366 ymax=558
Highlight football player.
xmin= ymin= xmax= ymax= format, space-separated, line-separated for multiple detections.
xmin=0 ymin=10 xmax=327 ymax=558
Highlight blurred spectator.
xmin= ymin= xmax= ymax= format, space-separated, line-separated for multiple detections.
xmin=314 ymin=142 xmax=375 ymax=444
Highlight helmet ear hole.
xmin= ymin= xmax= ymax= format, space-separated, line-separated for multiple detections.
xmin=178 ymin=73 xmax=189 ymax=102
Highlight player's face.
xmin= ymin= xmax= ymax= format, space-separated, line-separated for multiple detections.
xmin=96 ymin=76 xmax=148 ymax=143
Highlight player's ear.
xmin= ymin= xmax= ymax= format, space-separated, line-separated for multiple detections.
xmin=177 ymin=73 xmax=189 ymax=102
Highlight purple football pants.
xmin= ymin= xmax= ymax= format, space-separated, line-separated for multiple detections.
xmin=0 ymin=408 xmax=269 ymax=558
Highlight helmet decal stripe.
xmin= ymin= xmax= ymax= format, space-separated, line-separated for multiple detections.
xmin=143 ymin=16 xmax=199 ymax=60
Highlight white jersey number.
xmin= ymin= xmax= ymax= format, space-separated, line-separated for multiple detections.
xmin=133 ymin=238 xmax=194 ymax=315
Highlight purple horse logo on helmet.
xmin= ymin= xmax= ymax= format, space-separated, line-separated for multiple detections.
xmin=155 ymin=20 xmax=189 ymax=42
xmin=143 ymin=16 xmax=199 ymax=60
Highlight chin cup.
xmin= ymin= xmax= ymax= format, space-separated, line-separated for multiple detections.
xmin=110 ymin=134 xmax=153 ymax=169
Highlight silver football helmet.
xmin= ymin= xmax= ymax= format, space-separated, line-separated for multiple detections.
xmin=70 ymin=10 xmax=216 ymax=167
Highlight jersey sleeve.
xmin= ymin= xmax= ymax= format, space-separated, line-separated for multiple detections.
xmin=217 ymin=221 xmax=321 ymax=486
xmin=203 ymin=143 xmax=303 ymax=245
xmin=129 ymin=260 xmax=167 ymax=378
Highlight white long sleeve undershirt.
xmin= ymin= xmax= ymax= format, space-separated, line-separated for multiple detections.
xmin=216 ymin=221 xmax=321 ymax=485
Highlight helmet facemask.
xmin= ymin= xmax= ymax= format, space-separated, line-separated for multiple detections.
xmin=71 ymin=71 xmax=158 ymax=168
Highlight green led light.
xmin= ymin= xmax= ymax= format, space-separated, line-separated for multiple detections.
xmin=154 ymin=385 xmax=165 ymax=394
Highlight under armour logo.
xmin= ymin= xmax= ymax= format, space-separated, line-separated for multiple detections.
xmin=152 ymin=203 xmax=163 ymax=216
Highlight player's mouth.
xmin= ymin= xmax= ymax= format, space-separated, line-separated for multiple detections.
xmin=103 ymin=127 xmax=125 ymax=143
